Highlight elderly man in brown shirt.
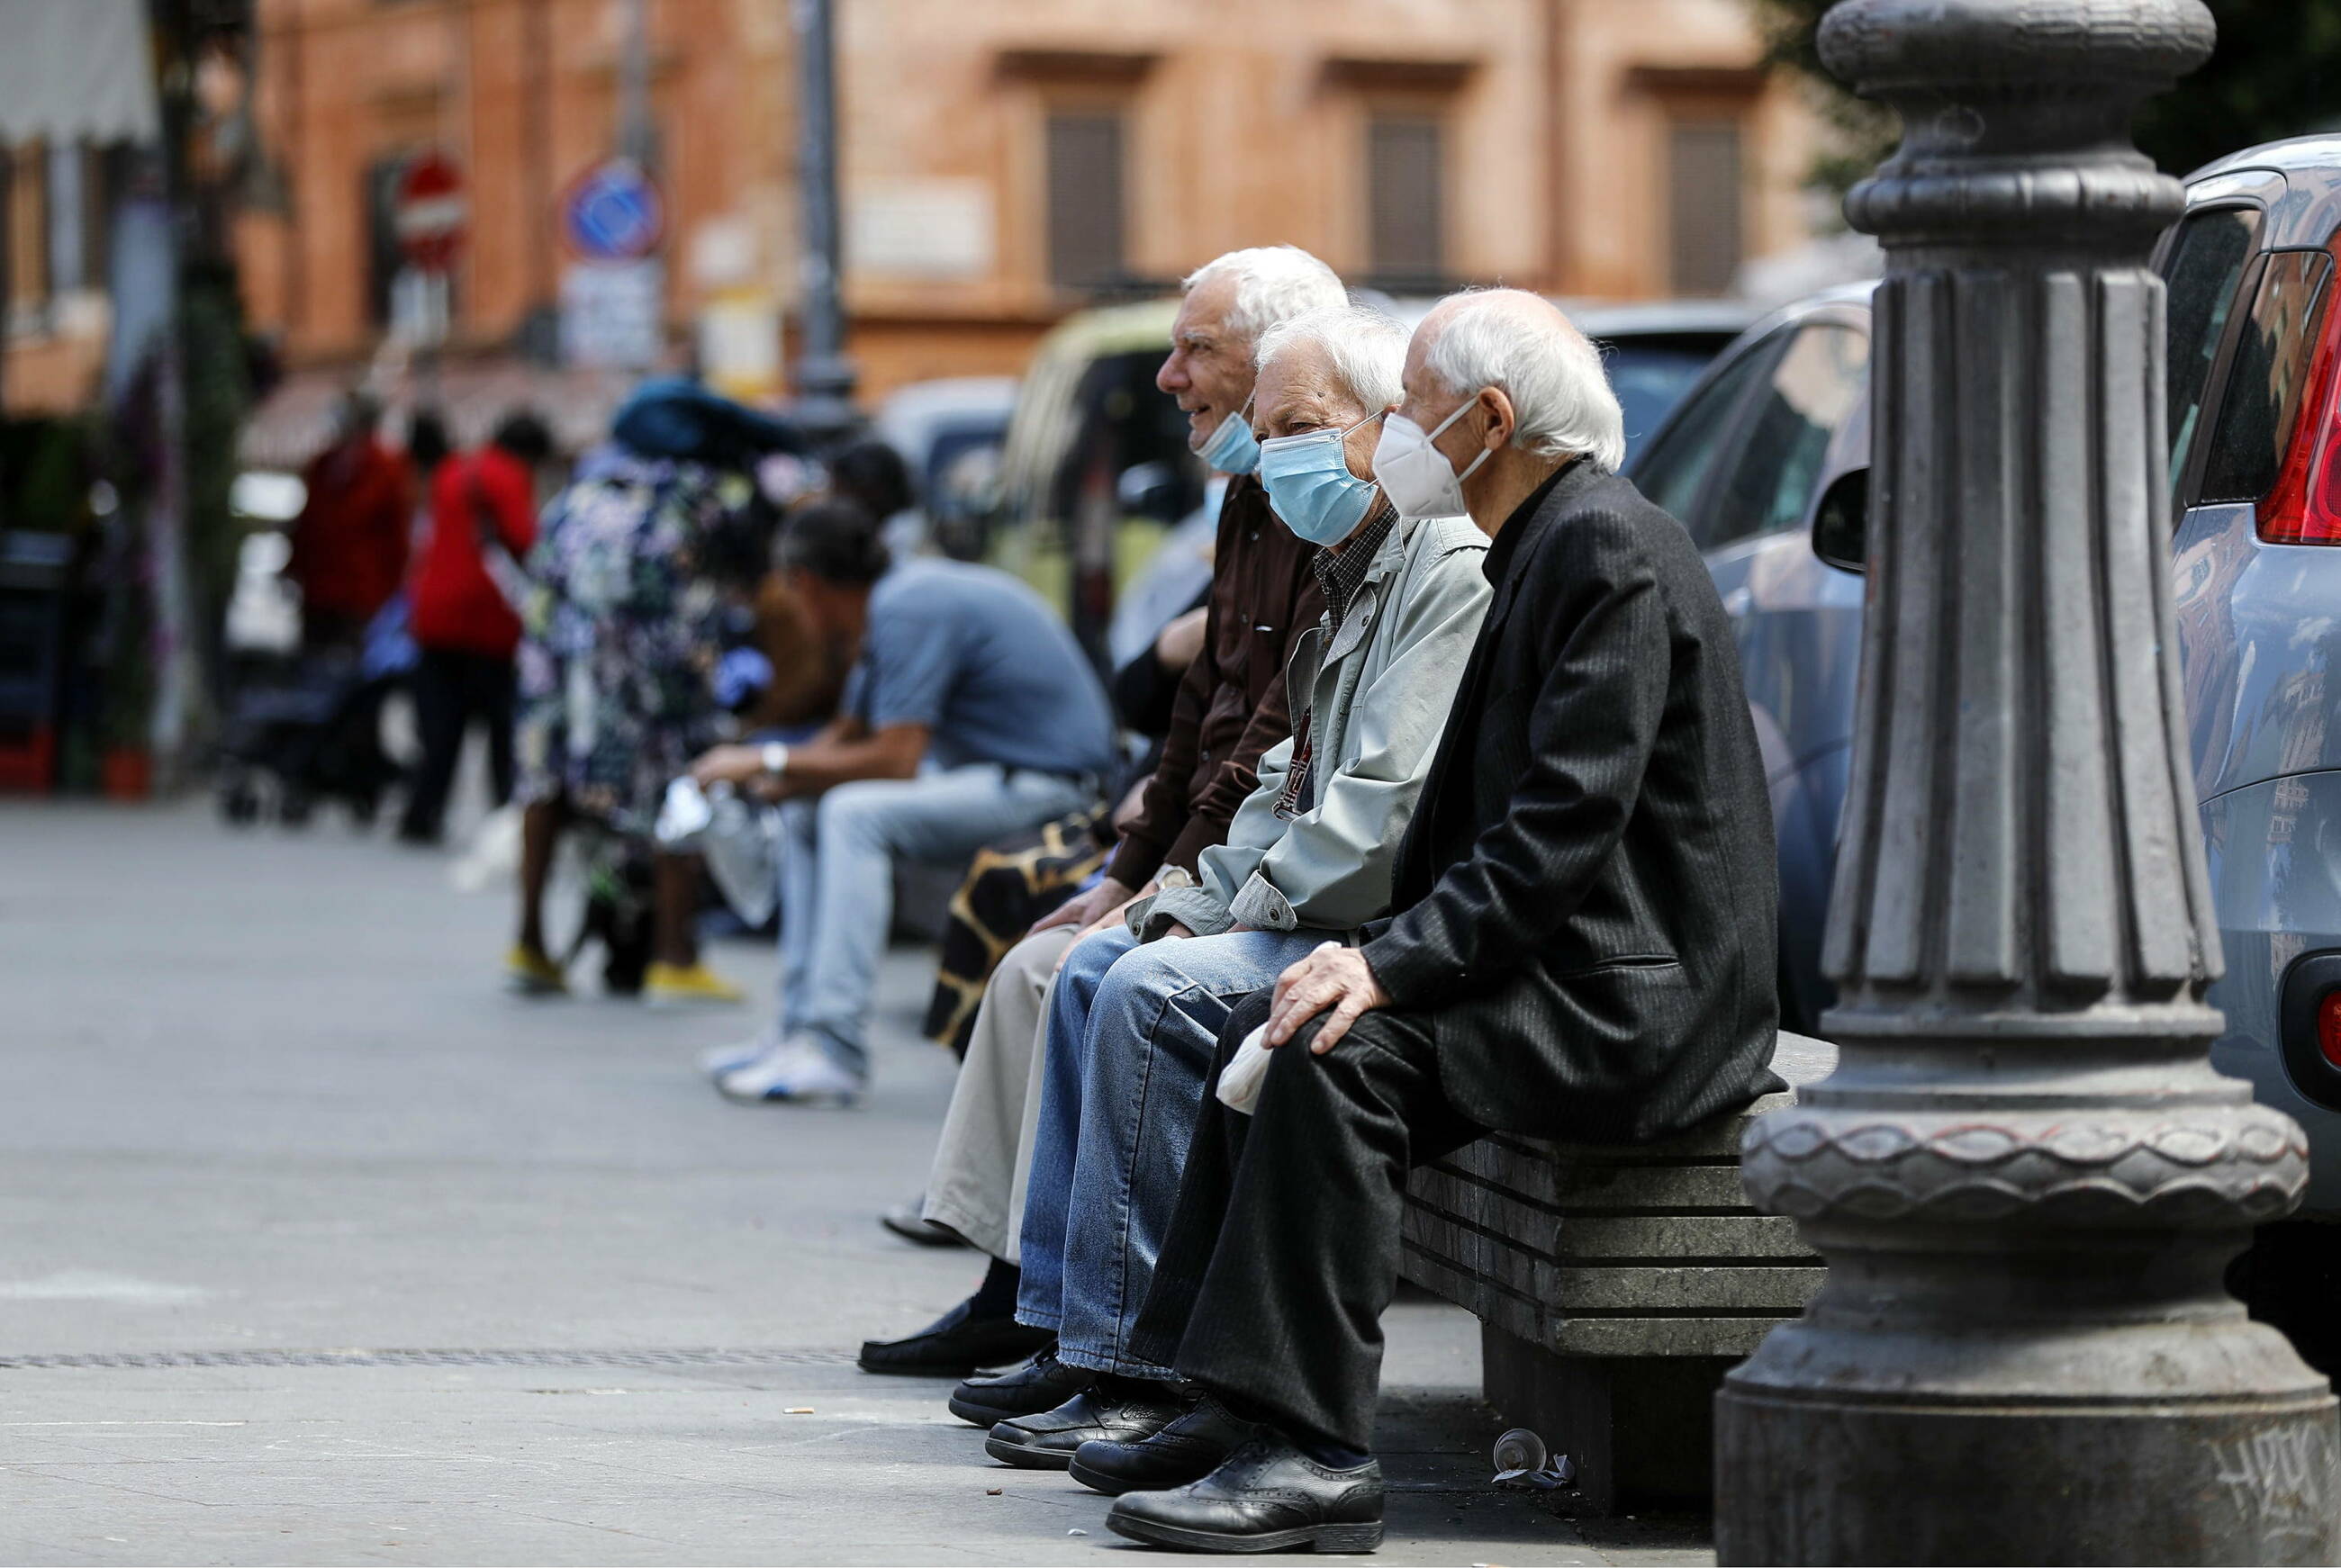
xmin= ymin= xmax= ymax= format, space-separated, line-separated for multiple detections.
xmin=858 ymin=247 xmax=1345 ymax=1386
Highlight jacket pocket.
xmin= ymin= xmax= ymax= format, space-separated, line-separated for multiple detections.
xmin=1551 ymin=953 xmax=1682 ymax=978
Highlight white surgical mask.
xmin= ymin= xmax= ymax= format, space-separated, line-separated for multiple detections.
xmin=1257 ymin=411 xmax=1384 ymax=546
xmin=1371 ymin=392 xmax=1491 ymax=518
xmin=1196 ymin=396 xmax=1260 ymax=475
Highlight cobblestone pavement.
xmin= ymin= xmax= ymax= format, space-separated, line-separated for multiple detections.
xmin=0 ymin=798 xmax=1711 ymax=1565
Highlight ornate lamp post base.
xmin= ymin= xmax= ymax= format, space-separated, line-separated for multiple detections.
xmin=1720 ymin=1053 xmax=2335 ymax=1562
xmin=1713 ymin=3 xmax=2339 ymax=1560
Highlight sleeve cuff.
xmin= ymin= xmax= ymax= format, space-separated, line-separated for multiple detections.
xmin=1227 ymin=872 xmax=1298 ymax=933
xmin=1139 ymin=885 xmax=1236 ymax=940
xmin=1358 ymin=931 xmax=1452 ymax=1006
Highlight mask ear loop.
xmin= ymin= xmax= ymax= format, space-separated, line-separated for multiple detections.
xmin=1428 ymin=390 xmax=1495 ymax=486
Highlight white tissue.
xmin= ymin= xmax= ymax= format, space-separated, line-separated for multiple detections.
xmin=1216 ymin=1023 xmax=1274 ymax=1115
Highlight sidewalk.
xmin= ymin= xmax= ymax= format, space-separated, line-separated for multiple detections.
xmin=0 ymin=798 xmax=1711 ymax=1565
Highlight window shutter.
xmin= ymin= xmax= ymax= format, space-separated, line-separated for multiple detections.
xmin=1046 ymin=111 xmax=1125 ymax=292
xmin=1668 ymin=121 xmax=1743 ymax=297
xmin=1366 ymin=114 xmax=1443 ymax=286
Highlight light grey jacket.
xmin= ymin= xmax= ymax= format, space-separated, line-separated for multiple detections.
xmin=1137 ymin=510 xmax=1491 ymax=941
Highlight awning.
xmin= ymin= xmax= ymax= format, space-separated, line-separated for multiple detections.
xmin=239 ymin=356 xmax=639 ymax=472
xmin=0 ymin=0 xmax=161 ymax=147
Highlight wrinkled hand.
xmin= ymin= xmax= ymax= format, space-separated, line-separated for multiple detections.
xmin=1033 ymin=877 xmax=1134 ymax=935
xmin=1051 ymin=880 xmax=1155 ymax=973
xmin=691 ymin=743 xmax=766 ymax=788
xmin=1266 ymin=942 xmax=1391 ymax=1054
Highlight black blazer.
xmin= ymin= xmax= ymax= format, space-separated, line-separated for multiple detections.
xmin=1359 ymin=461 xmax=1782 ymax=1143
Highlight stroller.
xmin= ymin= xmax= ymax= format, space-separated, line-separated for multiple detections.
xmin=215 ymin=600 xmax=411 ymax=827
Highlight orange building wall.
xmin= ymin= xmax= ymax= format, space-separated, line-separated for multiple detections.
xmin=234 ymin=0 xmax=1826 ymax=406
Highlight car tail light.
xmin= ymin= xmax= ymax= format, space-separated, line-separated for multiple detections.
xmin=2259 ymin=243 xmax=2341 ymax=544
xmin=2278 ymin=954 xmax=2341 ymax=1110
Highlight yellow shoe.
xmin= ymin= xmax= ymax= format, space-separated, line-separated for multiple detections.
xmin=506 ymin=944 xmax=569 ymax=996
xmin=645 ymin=961 xmax=746 ymax=1007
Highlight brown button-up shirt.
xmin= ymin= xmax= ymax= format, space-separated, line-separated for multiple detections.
xmin=1106 ymin=473 xmax=1326 ymax=886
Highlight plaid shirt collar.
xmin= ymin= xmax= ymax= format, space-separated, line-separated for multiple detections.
xmin=1311 ymin=498 xmax=1396 ymax=630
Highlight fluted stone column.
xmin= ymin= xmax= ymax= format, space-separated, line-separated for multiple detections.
xmin=1714 ymin=4 xmax=2341 ymax=1562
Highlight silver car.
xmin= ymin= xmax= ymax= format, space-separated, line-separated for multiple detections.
xmin=1632 ymin=140 xmax=2341 ymax=1332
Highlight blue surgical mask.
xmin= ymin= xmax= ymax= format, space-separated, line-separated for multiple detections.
xmin=1258 ymin=411 xmax=1385 ymax=546
xmin=1196 ymin=398 xmax=1260 ymax=474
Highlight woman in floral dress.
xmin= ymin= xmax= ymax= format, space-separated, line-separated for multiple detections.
xmin=507 ymin=444 xmax=776 ymax=1002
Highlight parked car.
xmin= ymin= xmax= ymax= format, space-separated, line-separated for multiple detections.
xmin=869 ymin=376 xmax=1018 ymax=560
xmin=1629 ymin=136 xmax=2341 ymax=1305
xmin=1623 ymin=285 xmax=1875 ymax=1037
xmin=981 ymin=301 xmax=1202 ymax=661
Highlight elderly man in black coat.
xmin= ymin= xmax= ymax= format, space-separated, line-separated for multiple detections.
xmin=1092 ymin=290 xmax=1783 ymax=1554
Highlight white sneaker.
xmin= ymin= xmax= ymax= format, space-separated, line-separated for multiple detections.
xmin=716 ymin=1036 xmax=865 ymax=1105
xmin=699 ymin=1035 xmax=773 ymax=1079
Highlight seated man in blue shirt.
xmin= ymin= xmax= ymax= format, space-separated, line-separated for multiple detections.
xmin=691 ymin=502 xmax=1123 ymax=1104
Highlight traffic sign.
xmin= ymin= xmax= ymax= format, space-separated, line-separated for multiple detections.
xmin=392 ymin=149 xmax=467 ymax=274
xmin=562 ymin=159 xmax=665 ymax=262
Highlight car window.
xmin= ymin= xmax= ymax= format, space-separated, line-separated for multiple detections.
xmin=2198 ymin=249 xmax=2333 ymax=506
xmin=1698 ymin=323 xmax=1869 ymax=550
xmin=2161 ymin=206 xmax=2261 ymax=491
xmin=1603 ymin=343 xmax=1728 ymax=464
xmin=1631 ymin=335 xmax=1779 ymax=536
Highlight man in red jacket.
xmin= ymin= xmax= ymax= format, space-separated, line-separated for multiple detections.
xmin=397 ymin=411 xmax=556 ymax=846
xmin=285 ymin=393 xmax=412 ymax=650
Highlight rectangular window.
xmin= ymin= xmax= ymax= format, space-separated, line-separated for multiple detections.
xmin=45 ymin=142 xmax=86 ymax=295
xmin=1366 ymin=113 xmax=1443 ymax=286
xmin=2159 ymin=206 xmax=2262 ymax=491
xmin=2198 ymin=249 xmax=2333 ymax=506
xmin=365 ymin=154 xmax=406 ymax=328
xmin=1668 ymin=121 xmax=1742 ymax=296
xmin=1045 ymin=111 xmax=1125 ymax=293
xmin=7 ymin=142 xmax=51 ymax=326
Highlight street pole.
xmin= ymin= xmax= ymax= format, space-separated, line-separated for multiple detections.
xmin=618 ymin=0 xmax=654 ymax=169
xmin=789 ymin=0 xmax=857 ymax=440
xmin=1714 ymin=2 xmax=2341 ymax=1563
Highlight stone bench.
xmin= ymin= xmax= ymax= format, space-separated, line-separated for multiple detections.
xmin=1398 ymin=1032 xmax=1838 ymax=1514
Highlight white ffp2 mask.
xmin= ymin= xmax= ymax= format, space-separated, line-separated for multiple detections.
xmin=1370 ymin=393 xmax=1491 ymax=518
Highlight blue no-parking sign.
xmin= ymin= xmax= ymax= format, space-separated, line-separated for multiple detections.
xmin=562 ymin=160 xmax=665 ymax=262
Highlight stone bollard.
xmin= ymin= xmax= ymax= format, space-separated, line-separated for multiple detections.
xmin=1713 ymin=2 xmax=2341 ymax=1562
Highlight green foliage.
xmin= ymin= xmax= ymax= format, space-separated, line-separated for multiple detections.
xmin=1753 ymin=0 xmax=2341 ymax=193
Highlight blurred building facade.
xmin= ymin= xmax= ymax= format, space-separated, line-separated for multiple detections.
xmin=215 ymin=0 xmax=1821 ymax=455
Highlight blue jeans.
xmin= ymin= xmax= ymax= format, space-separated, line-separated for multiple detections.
xmin=775 ymin=764 xmax=1092 ymax=1075
xmin=1017 ymin=924 xmax=1322 ymax=1377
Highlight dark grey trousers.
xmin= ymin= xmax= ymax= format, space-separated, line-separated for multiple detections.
xmin=1127 ymin=989 xmax=1479 ymax=1453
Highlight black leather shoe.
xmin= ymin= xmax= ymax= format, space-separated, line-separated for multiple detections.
xmin=983 ymin=1383 xmax=1187 ymax=1470
xmin=946 ymin=1346 xmax=1088 ymax=1427
xmin=1070 ymin=1392 xmax=1260 ymax=1495
xmin=856 ymin=1297 xmax=1053 ymax=1377
xmin=1106 ymin=1434 xmax=1384 ymax=1554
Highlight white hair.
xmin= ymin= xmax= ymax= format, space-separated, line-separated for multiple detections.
xmin=1420 ymin=290 xmax=1628 ymax=473
xmin=1253 ymin=305 xmax=1407 ymax=415
xmin=1181 ymin=246 xmax=1347 ymax=346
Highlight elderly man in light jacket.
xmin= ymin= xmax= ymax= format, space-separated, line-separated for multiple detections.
xmin=973 ymin=304 xmax=1491 ymax=1472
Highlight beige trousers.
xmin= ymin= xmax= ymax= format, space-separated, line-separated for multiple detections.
xmin=920 ymin=924 xmax=1078 ymax=1264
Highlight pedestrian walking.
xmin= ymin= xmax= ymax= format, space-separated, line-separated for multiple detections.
xmin=396 ymin=411 xmax=555 ymax=846
xmin=506 ymin=392 xmax=793 ymax=1004
xmin=285 ymin=392 xmax=412 ymax=652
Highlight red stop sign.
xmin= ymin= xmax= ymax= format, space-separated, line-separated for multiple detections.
xmin=393 ymin=149 xmax=468 ymax=274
